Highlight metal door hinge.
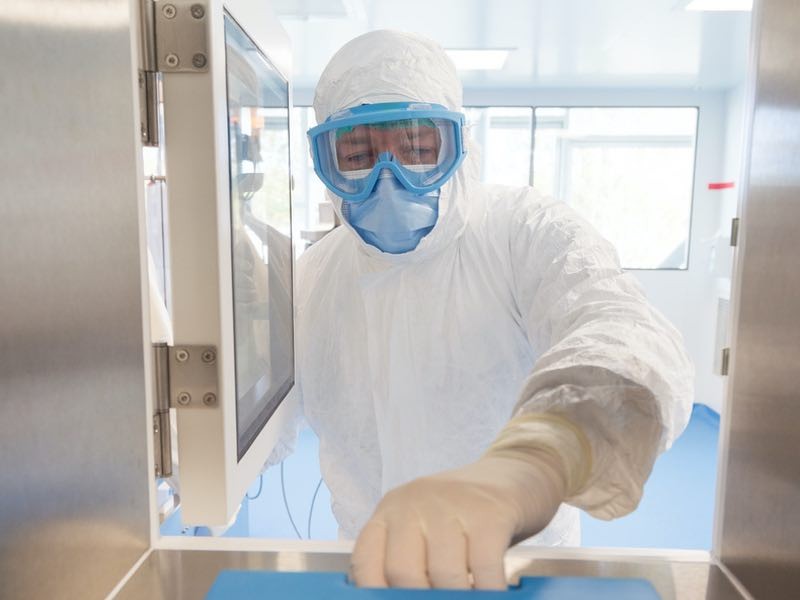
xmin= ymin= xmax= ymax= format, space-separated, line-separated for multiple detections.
xmin=168 ymin=345 xmax=219 ymax=408
xmin=139 ymin=0 xmax=207 ymax=144
xmin=139 ymin=70 xmax=161 ymax=146
xmin=721 ymin=347 xmax=731 ymax=376
xmin=730 ymin=218 xmax=740 ymax=247
xmin=139 ymin=0 xmax=160 ymax=145
xmin=153 ymin=343 xmax=172 ymax=477
xmin=152 ymin=343 xmax=219 ymax=478
xmin=154 ymin=0 xmax=209 ymax=73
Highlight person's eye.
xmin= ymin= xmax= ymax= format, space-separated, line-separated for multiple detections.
xmin=345 ymin=152 xmax=372 ymax=167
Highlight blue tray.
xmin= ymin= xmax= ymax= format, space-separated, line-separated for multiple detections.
xmin=206 ymin=570 xmax=661 ymax=598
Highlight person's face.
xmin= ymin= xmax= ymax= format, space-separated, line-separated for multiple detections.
xmin=335 ymin=122 xmax=442 ymax=172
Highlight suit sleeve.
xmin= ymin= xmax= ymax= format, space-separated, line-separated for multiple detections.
xmin=508 ymin=195 xmax=694 ymax=518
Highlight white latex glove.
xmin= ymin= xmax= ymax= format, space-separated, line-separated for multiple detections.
xmin=350 ymin=414 xmax=592 ymax=590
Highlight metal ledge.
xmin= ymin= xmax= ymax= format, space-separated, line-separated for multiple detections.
xmin=114 ymin=547 xmax=748 ymax=599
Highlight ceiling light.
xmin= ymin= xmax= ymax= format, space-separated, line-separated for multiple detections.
xmin=685 ymin=0 xmax=753 ymax=11
xmin=445 ymin=49 xmax=512 ymax=71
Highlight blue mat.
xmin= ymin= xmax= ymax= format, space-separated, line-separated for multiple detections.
xmin=206 ymin=571 xmax=660 ymax=599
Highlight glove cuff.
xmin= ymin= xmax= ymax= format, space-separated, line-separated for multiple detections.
xmin=485 ymin=413 xmax=593 ymax=499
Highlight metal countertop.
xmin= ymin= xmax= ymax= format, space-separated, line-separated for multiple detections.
xmin=115 ymin=545 xmax=748 ymax=599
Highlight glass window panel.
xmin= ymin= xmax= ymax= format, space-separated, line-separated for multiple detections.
xmin=142 ymin=104 xmax=169 ymax=309
xmin=225 ymin=14 xmax=295 ymax=459
xmin=290 ymin=107 xmax=332 ymax=254
xmin=530 ymin=109 xmax=568 ymax=200
xmin=566 ymin=107 xmax=697 ymax=136
xmin=144 ymin=179 xmax=168 ymax=305
xmin=533 ymin=107 xmax=697 ymax=270
xmin=466 ymin=107 xmax=532 ymax=185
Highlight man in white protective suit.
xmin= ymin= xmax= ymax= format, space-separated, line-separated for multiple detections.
xmin=281 ymin=29 xmax=693 ymax=590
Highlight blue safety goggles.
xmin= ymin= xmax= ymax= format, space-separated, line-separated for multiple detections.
xmin=307 ymin=102 xmax=467 ymax=202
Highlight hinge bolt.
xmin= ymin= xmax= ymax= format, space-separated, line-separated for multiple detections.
xmin=190 ymin=4 xmax=205 ymax=19
xmin=192 ymin=53 xmax=207 ymax=69
xmin=201 ymin=349 xmax=216 ymax=364
xmin=165 ymin=53 xmax=180 ymax=69
xmin=203 ymin=392 xmax=217 ymax=406
xmin=162 ymin=4 xmax=177 ymax=19
xmin=177 ymin=392 xmax=192 ymax=406
xmin=175 ymin=348 xmax=190 ymax=363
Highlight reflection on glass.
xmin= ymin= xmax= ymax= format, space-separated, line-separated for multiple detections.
xmin=225 ymin=14 xmax=294 ymax=460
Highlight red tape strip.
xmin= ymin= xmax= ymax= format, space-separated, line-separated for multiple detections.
xmin=708 ymin=182 xmax=735 ymax=190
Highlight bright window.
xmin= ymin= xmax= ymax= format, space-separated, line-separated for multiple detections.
xmin=465 ymin=107 xmax=533 ymax=186
xmin=532 ymin=107 xmax=698 ymax=270
xmin=290 ymin=107 xmax=332 ymax=255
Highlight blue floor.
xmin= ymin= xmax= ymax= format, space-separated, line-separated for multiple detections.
xmin=161 ymin=426 xmax=337 ymax=540
xmin=580 ymin=404 xmax=719 ymax=549
xmin=163 ymin=404 xmax=719 ymax=549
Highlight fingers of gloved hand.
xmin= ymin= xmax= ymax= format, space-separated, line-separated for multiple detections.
xmin=424 ymin=519 xmax=470 ymax=590
xmin=350 ymin=520 xmax=388 ymax=588
xmin=384 ymin=520 xmax=430 ymax=589
xmin=467 ymin=527 xmax=510 ymax=591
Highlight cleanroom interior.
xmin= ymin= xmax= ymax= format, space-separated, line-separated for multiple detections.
xmin=148 ymin=0 xmax=751 ymax=550
xmin=5 ymin=0 xmax=799 ymax=598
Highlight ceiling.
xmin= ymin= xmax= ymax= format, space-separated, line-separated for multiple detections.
xmin=274 ymin=0 xmax=752 ymax=95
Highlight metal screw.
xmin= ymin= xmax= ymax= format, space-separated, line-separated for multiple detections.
xmin=192 ymin=53 xmax=207 ymax=69
xmin=165 ymin=53 xmax=180 ymax=68
xmin=190 ymin=3 xmax=205 ymax=19
xmin=201 ymin=349 xmax=216 ymax=364
xmin=162 ymin=3 xmax=177 ymax=19
xmin=175 ymin=348 xmax=189 ymax=363
xmin=202 ymin=392 xmax=217 ymax=406
xmin=177 ymin=392 xmax=191 ymax=406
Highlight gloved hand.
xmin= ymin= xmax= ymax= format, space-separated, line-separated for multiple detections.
xmin=350 ymin=414 xmax=592 ymax=590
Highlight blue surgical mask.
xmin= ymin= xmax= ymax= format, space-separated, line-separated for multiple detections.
xmin=341 ymin=171 xmax=439 ymax=254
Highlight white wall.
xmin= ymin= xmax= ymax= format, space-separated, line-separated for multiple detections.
xmin=633 ymin=93 xmax=727 ymax=413
xmin=637 ymin=88 xmax=745 ymax=414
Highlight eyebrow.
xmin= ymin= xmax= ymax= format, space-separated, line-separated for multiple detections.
xmin=337 ymin=134 xmax=371 ymax=146
xmin=337 ymin=127 xmax=440 ymax=150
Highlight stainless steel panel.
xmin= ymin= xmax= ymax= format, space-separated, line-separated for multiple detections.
xmin=716 ymin=0 xmax=800 ymax=597
xmin=116 ymin=549 xmax=747 ymax=600
xmin=0 ymin=1 xmax=152 ymax=598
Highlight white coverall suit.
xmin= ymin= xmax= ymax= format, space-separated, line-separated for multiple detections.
xmin=274 ymin=30 xmax=694 ymax=553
